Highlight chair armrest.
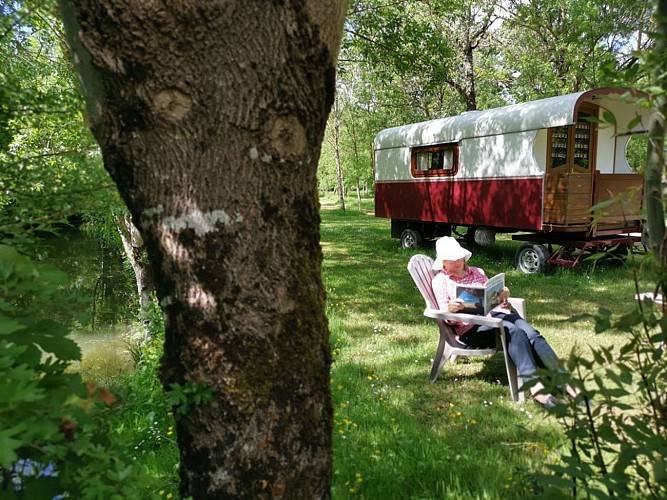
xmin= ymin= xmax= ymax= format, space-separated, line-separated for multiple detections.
xmin=423 ymin=308 xmax=503 ymax=328
xmin=508 ymin=297 xmax=526 ymax=318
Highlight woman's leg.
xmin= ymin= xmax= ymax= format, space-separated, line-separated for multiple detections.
xmin=462 ymin=322 xmax=557 ymax=406
xmin=463 ymin=322 xmax=540 ymax=380
xmin=499 ymin=319 xmax=541 ymax=380
xmin=459 ymin=326 xmax=496 ymax=348
xmin=497 ymin=313 xmax=580 ymax=401
xmin=500 ymin=322 xmax=560 ymax=406
xmin=495 ymin=313 xmax=561 ymax=371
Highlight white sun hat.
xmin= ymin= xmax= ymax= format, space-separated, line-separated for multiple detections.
xmin=432 ymin=236 xmax=472 ymax=270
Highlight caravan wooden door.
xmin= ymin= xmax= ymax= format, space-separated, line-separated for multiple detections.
xmin=543 ymin=103 xmax=598 ymax=226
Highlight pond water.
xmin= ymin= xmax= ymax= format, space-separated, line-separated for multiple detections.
xmin=37 ymin=230 xmax=138 ymax=380
xmin=39 ymin=229 xmax=136 ymax=330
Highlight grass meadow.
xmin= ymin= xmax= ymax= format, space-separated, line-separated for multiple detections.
xmin=321 ymin=195 xmax=645 ymax=499
xmin=75 ymin=194 xmax=647 ymax=499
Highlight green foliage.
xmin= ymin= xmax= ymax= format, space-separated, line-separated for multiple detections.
xmin=535 ymin=289 xmax=667 ymax=497
xmin=532 ymin=31 xmax=667 ymax=495
xmin=325 ymin=0 xmax=653 ymax=205
xmin=0 ymin=0 xmax=121 ymax=248
xmin=503 ymin=0 xmax=643 ymax=94
xmin=626 ymin=133 xmax=650 ymax=172
xmin=102 ymin=300 xmax=181 ymax=498
xmin=0 ymin=243 xmax=147 ymax=498
xmin=165 ymin=381 xmax=214 ymax=418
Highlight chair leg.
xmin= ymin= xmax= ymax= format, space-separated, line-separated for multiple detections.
xmin=430 ymin=331 xmax=450 ymax=382
xmin=516 ymin=375 xmax=525 ymax=403
xmin=498 ymin=327 xmax=521 ymax=402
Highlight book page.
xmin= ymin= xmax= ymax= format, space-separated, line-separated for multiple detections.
xmin=483 ymin=273 xmax=505 ymax=315
xmin=456 ymin=286 xmax=485 ymax=314
xmin=454 ymin=273 xmax=505 ymax=315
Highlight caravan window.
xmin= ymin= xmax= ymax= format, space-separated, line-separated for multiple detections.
xmin=411 ymin=143 xmax=459 ymax=177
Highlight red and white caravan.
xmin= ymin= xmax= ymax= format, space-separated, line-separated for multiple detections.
xmin=374 ymin=88 xmax=652 ymax=273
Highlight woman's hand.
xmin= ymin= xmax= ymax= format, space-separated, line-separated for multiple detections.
xmin=499 ymin=286 xmax=510 ymax=301
xmin=447 ymin=299 xmax=464 ymax=313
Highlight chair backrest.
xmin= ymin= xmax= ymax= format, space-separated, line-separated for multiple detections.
xmin=407 ymin=254 xmax=439 ymax=310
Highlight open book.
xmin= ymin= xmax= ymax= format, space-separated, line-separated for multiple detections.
xmin=455 ymin=273 xmax=505 ymax=315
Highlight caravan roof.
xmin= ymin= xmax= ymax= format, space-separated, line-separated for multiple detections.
xmin=374 ymin=88 xmax=645 ymax=150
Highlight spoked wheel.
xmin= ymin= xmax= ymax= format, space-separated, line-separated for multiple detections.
xmin=515 ymin=243 xmax=550 ymax=274
xmin=400 ymin=228 xmax=423 ymax=249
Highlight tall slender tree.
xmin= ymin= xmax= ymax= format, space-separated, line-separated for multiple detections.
xmin=332 ymin=93 xmax=346 ymax=210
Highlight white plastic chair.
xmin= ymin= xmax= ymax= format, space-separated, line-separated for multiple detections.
xmin=407 ymin=254 xmax=526 ymax=402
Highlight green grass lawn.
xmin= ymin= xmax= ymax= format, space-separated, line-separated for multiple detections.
xmin=75 ymin=194 xmax=649 ymax=498
xmin=321 ymin=195 xmax=646 ymax=499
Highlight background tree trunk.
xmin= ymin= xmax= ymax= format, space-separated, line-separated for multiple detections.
xmin=644 ymin=0 xmax=667 ymax=268
xmin=58 ymin=1 xmax=345 ymax=498
xmin=333 ymin=94 xmax=346 ymax=211
xmin=116 ymin=213 xmax=154 ymax=333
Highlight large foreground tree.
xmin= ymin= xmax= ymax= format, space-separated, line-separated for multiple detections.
xmin=58 ymin=1 xmax=345 ymax=497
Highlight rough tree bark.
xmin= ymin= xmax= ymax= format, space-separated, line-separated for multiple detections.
xmin=58 ymin=1 xmax=345 ymax=498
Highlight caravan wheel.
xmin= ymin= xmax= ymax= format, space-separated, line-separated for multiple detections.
xmin=400 ymin=229 xmax=423 ymax=249
xmin=515 ymin=243 xmax=549 ymax=274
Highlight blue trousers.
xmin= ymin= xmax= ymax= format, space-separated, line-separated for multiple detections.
xmin=459 ymin=312 xmax=561 ymax=379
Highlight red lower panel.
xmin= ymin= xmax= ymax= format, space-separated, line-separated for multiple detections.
xmin=375 ymin=178 xmax=543 ymax=230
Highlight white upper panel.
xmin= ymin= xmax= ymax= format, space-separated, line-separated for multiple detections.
xmin=374 ymin=88 xmax=649 ymax=151
xmin=375 ymin=93 xmax=581 ymax=151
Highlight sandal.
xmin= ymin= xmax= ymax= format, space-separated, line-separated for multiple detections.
xmin=533 ymin=393 xmax=559 ymax=409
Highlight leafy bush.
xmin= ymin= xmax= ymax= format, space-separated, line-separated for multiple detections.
xmin=536 ymin=254 xmax=667 ymax=498
xmin=0 ymin=244 xmax=146 ymax=498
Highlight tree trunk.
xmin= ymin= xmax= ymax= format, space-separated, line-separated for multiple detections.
xmin=116 ymin=213 xmax=155 ymax=333
xmin=333 ymin=94 xmax=345 ymax=211
xmin=58 ymin=1 xmax=345 ymax=498
xmin=644 ymin=0 xmax=667 ymax=268
xmin=461 ymin=35 xmax=477 ymax=111
xmin=356 ymin=180 xmax=362 ymax=211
